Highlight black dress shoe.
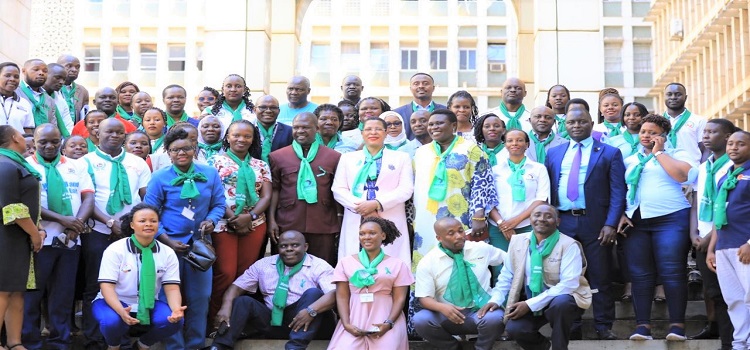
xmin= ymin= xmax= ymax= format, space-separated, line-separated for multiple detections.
xmin=569 ymin=329 xmax=582 ymax=340
xmin=202 ymin=345 xmax=231 ymax=350
xmin=597 ymin=329 xmax=619 ymax=340
xmin=689 ymin=322 xmax=719 ymax=339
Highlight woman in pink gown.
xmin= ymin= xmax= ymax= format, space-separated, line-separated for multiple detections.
xmin=327 ymin=217 xmax=413 ymax=350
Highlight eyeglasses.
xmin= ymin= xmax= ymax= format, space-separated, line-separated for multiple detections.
xmin=256 ymin=106 xmax=280 ymax=111
xmin=197 ymin=96 xmax=216 ymax=102
xmin=386 ymin=121 xmax=402 ymax=128
xmin=363 ymin=128 xmax=385 ymax=133
xmin=167 ymin=146 xmax=195 ymax=154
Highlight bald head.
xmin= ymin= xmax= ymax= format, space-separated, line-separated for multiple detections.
xmin=278 ymin=230 xmax=306 ymax=243
xmin=34 ymin=124 xmax=62 ymax=161
xmin=94 ymin=87 xmax=118 ymax=114
xmin=341 ymin=75 xmax=363 ymax=102
xmin=434 ymin=217 xmax=462 ymax=236
xmin=56 ymin=55 xmax=81 ymax=84
xmin=287 ymin=76 xmax=312 ymax=107
xmin=501 ymin=77 xmax=527 ymax=106
xmin=277 ymin=230 xmax=308 ymax=266
xmin=434 ymin=217 xmax=466 ymax=253
xmin=33 ymin=123 xmax=59 ymax=139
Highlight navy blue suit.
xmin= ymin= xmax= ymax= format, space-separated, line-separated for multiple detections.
xmin=545 ymin=139 xmax=626 ymax=333
xmin=393 ymin=102 xmax=446 ymax=140
xmin=271 ymin=122 xmax=293 ymax=152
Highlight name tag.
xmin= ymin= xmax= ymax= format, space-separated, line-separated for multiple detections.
xmin=359 ymin=293 xmax=374 ymax=303
xmin=181 ymin=207 xmax=195 ymax=221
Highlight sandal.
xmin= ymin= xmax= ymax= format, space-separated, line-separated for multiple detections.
xmin=8 ymin=344 xmax=26 ymax=350
xmin=621 ymin=294 xmax=632 ymax=302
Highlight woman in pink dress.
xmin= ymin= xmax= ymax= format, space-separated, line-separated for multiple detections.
xmin=327 ymin=217 xmax=414 ymax=350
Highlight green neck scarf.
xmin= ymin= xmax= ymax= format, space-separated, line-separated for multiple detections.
xmin=713 ymin=165 xmax=745 ymax=230
xmin=529 ymin=230 xmax=561 ymax=302
xmin=481 ymin=143 xmax=504 ymax=167
xmin=61 ymin=83 xmax=78 ymax=123
xmin=53 ymin=102 xmax=71 ymax=138
xmin=292 ymin=140 xmax=321 ymax=204
xmin=271 ymin=254 xmax=306 ymax=326
xmin=116 ymin=105 xmax=133 ymax=121
xmin=86 ymin=138 xmax=97 ymax=152
xmin=556 ymin=115 xmax=569 ymax=139
xmin=169 ymin=164 xmax=207 ymax=200
xmin=626 ymin=152 xmax=654 ymax=204
xmin=530 ymin=132 xmax=554 ymax=164
xmin=358 ymin=122 xmax=364 ymax=131
xmin=438 ymin=243 xmax=490 ymax=310
xmin=19 ymin=81 xmax=48 ymax=127
xmin=36 ymin=153 xmax=73 ymax=216
xmin=258 ymin=123 xmax=276 ymax=163
xmin=507 ymin=157 xmax=527 ymax=202
xmin=198 ymin=142 xmax=222 ymax=159
xmin=130 ymin=112 xmax=143 ymax=126
xmin=95 ymin=148 xmax=132 ymax=215
xmin=622 ymin=132 xmax=639 ymax=156
xmin=150 ymin=135 xmax=164 ymax=154
xmin=699 ymin=154 xmax=730 ymax=222
xmin=603 ymin=120 xmax=622 ymax=137
xmin=226 ymin=150 xmax=259 ymax=215
xmin=428 ymin=137 xmax=459 ymax=203
xmin=350 ymin=249 xmax=385 ymax=289
xmin=223 ymin=101 xmax=246 ymax=122
xmin=166 ymin=111 xmax=190 ymax=128
xmin=499 ymin=102 xmax=525 ymax=130
xmin=315 ymin=132 xmax=339 ymax=149
xmin=352 ymin=148 xmax=383 ymax=197
xmin=663 ymin=109 xmax=691 ymax=147
xmin=412 ymin=101 xmax=435 ymax=113
xmin=385 ymin=140 xmax=407 ymax=151
xmin=0 ymin=148 xmax=41 ymax=180
xmin=130 ymin=235 xmax=156 ymax=325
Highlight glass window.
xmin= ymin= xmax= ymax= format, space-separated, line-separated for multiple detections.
xmin=459 ymin=49 xmax=476 ymax=70
xmin=196 ymin=44 xmax=203 ymax=71
xmin=84 ymin=45 xmax=101 ymax=72
xmin=140 ymin=44 xmax=157 ymax=71
xmin=602 ymin=0 xmax=621 ymax=17
xmin=341 ymin=43 xmax=360 ymax=72
xmin=633 ymin=43 xmax=652 ymax=72
xmin=401 ymin=49 xmax=418 ymax=70
xmin=487 ymin=44 xmax=506 ymax=62
xmin=370 ymin=43 xmax=389 ymax=71
xmin=604 ymin=42 xmax=622 ymax=72
xmin=112 ymin=45 xmax=129 ymax=71
xmin=168 ymin=44 xmax=186 ymax=71
xmin=430 ymin=49 xmax=447 ymax=70
xmin=310 ymin=43 xmax=330 ymax=72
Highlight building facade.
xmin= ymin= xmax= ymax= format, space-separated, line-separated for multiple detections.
xmin=1 ymin=0 xmax=31 ymax=64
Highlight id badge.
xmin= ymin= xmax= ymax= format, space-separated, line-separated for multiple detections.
xmin=359 ymin=293 xmax=374 ymax=303
xmin=181 ymin=207 xmax=195 ymax=221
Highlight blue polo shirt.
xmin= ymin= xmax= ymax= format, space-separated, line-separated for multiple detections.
xmin=716 ymin=162 xmax=750 ymax=250
xmin=144 ymin=163 xmax=226 ymax=244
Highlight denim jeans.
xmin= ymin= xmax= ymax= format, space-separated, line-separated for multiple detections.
xmin=93 ymin=300 xmax=182 ymax=347
xmin=159 ymin=259 xmax=212 ymax=350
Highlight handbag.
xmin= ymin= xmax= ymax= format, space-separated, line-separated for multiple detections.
xmin=183 ymin=232 xmax=216 ymax=272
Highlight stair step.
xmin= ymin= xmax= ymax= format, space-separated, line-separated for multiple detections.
xmin=583 ymin=300 xmax=707 ymax=320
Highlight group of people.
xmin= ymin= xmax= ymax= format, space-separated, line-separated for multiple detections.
xmin=0 ymin=53 xmax=748 ymax=350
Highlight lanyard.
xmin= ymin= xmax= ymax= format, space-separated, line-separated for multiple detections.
xmin=0 ymin=97 xmax=14 ymax=125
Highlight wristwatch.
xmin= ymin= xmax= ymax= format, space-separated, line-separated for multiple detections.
xmin=654 ymin=151 xmax=665 ymax=158
xmin=383 ymin=319 xmax=394 ymax=329
xmin=306 ymin=307 xmax=317 ymax=318
xmin=106 ymin=218 xmax=116 ymax=228
xmin=251 ymin=212 xmax=259 ymax=221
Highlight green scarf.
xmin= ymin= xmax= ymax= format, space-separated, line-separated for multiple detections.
xmin=625 ymin=152 xmax=654 ymax=204
xmin=556 ymin=115 xmax=569 ymax=139
xmin=428 ymin=137 xmax=459 ymax=204
xmin=622 ymin=132 xmax=639 ymax=156
xmin=438 ymin=243 xmax=490 ymax=310
xmin=481 ymin=143 xmax=504 ymax=167
xmin=663 ymin=109 xmax=691 ymax=148
xmin=226 ymin=150 xmax=259 ymax=215
xmin=292 ymin=140 xmax=320 ymax=204
xmin=130 ymin=112 xmax=143 ymax=126
xmin=169 ymin=164 xmax=207 ymax=200
xmin=385 ymin=140 xmax=407 ymax=151
xmin=61 ymin=83 xmax=78 ymax=123
xmin=150 ymin=135 xmax=164 ymax=154
xmin=358 ymin=122 xmax=364 ymax=131
xmin=223 ymin=101 xmax=246 ymax=122
xmin=86 ymin=138 xmax=97 ymax=152
xmin=315 ymin=132 xmax=340 ymax=149
xmin=699 ymin=154 xmax=730 ymax=222
xmin=258 ymin=123 xmax=275 ymax=163
xmin=603 ymin=121 xmax=622 ymax=137
xmin=349 ymin=249 xmax=385 ymax=289
xmin=713 ymin=166 xmax=745 ymax=230
xmin=95 ymin=148 xmax=132 ymax=215
xmin=507 ymin=157 xmax=527 ymax=202
xmin=36 ymin=153 xmax=73 ymax=216
xmin=53 ymin=103 xmax=71 ymax=138
xmin=530 ymin=133 xmax=554 ymax=164
xmin=166 ymin=111 xmax=190 ymax=128
xmin=271 ymin=254 xmax=306 ymax=326
xmin=499 ymin=102 xmax=525 ymax=130
xmin=352 ymin=148 xmax=383 ymax=197
xmin=411 ymin=101 xmax=435 ymax=113
xmin=198 ymin=142 xmax=222 ymax=159
xmin=19 ymin=82 xmax=49 ymax=127
xmin=0 ymin=148 xmax=41 ymax=180
xmin=116 ymin=105 xmax=132 ymax=121
xmin=529 ymin=230 xmax=561 ymax=302
xmin=130 ymin=235 xmax=156 ymax=325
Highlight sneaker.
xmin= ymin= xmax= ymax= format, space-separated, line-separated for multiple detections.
xmin=629 ymin=326 xmax=653 ymax=340
xmin=666 ymin=326 xmax=687 ymax=341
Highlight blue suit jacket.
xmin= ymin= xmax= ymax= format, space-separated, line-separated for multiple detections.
xmin=545 ymin=139 xmax=626 ymax=233
xmin=394 ymin=102 xmax=447 ymax=140
xmin=271 ymin=122 xmax=293 ymax=152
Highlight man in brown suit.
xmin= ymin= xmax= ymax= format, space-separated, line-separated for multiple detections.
xmin=268 ymin=112 xmax=342 ymax=266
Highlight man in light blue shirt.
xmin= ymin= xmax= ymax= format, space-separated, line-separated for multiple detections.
xmin=277 ymin=76 xmax=318 ymax=126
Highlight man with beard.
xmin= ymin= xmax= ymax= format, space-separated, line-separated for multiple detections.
xmin=340 ymin=75 xmax=363 ymax=105
xmin=393 ymin=73 xmax=445 ymax=140
xmin=278 ymin=76 xmax=318 ymax=126
xmin=57 ymin=54 xmax=90 ymax=123
xmin=71 ymin=87 xmax=137 ymax=137
xmin=481 ymin=77 xmax=532 ymax=133
xmin=42 ymin=63 xmax=74 ymax=137
xmin=15 ymin=59 xmax=57 ymax=128
xmin=663 ymin=83 xmax=707 ymax=166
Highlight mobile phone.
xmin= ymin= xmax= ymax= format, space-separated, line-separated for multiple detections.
xmin=52 ymin=233 xmax=76 ymax=249
xmin=217 ymin=321 xmax=229 ymax=336
xmin=365 ymin=326 xmax=381 ymax=334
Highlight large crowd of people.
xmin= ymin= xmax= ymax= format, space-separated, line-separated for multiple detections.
xmin=0 ymin=54 xmax=749 ymax=350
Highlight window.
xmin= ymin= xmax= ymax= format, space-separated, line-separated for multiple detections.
xmin=370 ymin=43 xmax=389 ymax=71
xmin=633 ymin=43 xmax=652 ymax=72
xmin=401 ymin=49 xmax=418 ymax=70
xmin=168 ymin=44 xmax=186 ymax=71
xmin=310 ymin=43 xmax=330 ymax=72
xmin=604 ymin=43 xmax=622 ymax=72
xmin=83 ymin=45 xmax=100 ymax=72
xmin=487 ymin=44 xmax=506 ymax=62
xmin=341 ymin=43 xmax=360 ymax=72
xmin=430 ymin=49 xmax=447 ymax=70
xmin=140 ymin=44 xmax=157 ymax=71
xmin=602 ymin=0 xmax=621 ymax=17
xmin=112 ymin=45 xmax=129 ymax=71
xmin=459 ymin=49 xmax=476 ymax=70
xmin=196 ymin=44 xmax=203 ymax=71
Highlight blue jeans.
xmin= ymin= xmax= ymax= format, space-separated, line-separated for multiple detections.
xmin=622 ymin=208 xmax=690 ymax=325
xmin=159 ymin=258 xmax=212 ymax=350
xmin=92 ymin=299 xmax=183 ymax=347
xmin=22 ymin=245 xmax=80 ymax=349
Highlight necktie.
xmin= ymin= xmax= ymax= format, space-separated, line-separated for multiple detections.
xmin=567 ymin=143 xmax=582 ymax=201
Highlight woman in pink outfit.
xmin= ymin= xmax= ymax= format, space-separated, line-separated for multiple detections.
xmin=327 ymin=217 xmax=413 ymax=350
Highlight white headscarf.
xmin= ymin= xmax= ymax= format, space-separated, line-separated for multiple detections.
xmin=378 ymin=111 xmax=407 ymax=149
xmin=197 ymin=115 xmax=226 ymax=145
